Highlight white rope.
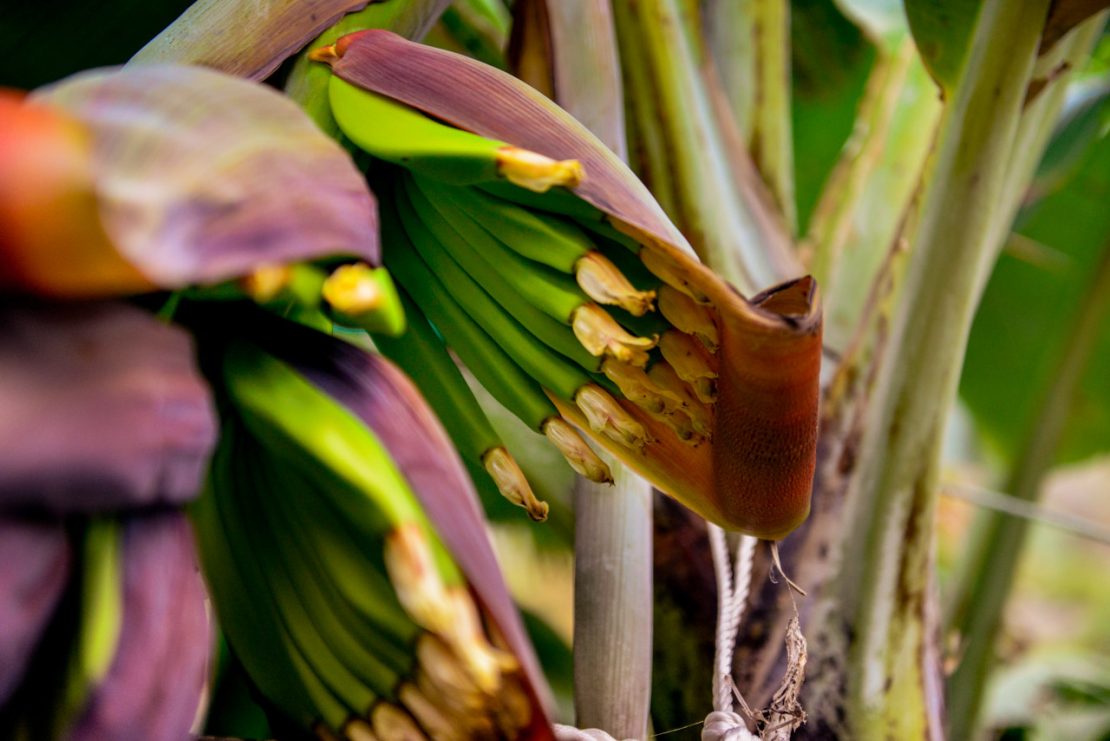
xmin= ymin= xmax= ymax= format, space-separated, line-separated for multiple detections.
xmin=703 ymin=525 xmax=760 ymax=740
xmin=552 ymin=724 xmax=629 ymax=740
xmin=707 ymin=523 xmax=734 ymax=712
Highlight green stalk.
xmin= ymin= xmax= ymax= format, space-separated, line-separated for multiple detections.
xmin=540 ymin=2 xmax=628 ymax=161
xmin=823 ymin=1 xmax=1052 ymax=736
xmin=612 ymin=0 xmax=798 ymax=295
xmin=701 ymin=0 xmax=796 ymax=230
xmin=806 ymin=38 xmax=942 ymax=352
xmin=945 ymin=195 xmax=1110 ymax=740
xmin=702 ymin=0 xmax=757 ymax=145
xmin=981 ymin=14 xmax=1108 ymax=285
xmin=572 ymin=457 xmax=653 ymax=739
xmin=750 ymin=0 xmax=796 ymax=231
xmin=515 ymin=3 xmax=655 ymax=735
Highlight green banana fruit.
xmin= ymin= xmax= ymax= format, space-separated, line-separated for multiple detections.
xmin=234 ymin=440 xmax=401 ymax=700
xmin=218 ymin=427 xmax=375 ymax=720
xmin=407 ymin=173 xmax=657 ymax=366
xmin=380 ymin=198 xmax=564 ymax=431
xmin=422 ymin=178 xmax=595 ymax=272
xmin=192 ymin=429 xmax=337 ymax=730
xmin=260 ymin=453 xmax=418 ymax=660
xmin=325 ymin=73 xmax=581 ymax=191
xmin=399 ymin=173 xmax=600 ymax=372
xmin=59 ymin=518 xmax=124 ymax=733
xmin=418 ymin=176 xmax=654 ymax=316
xmin=221 ymin=342 xmax=457 ymax=582
xmin=409 ymin=173 xmax=587 ymax=324
xmin=373 ymin=290 xmax=550 ymax=519
xmin=395 ymin=176 xmax=600 ymax=378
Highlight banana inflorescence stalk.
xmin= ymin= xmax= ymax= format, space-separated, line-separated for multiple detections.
xmin=194 ymin=340 xmax=535 ymax=740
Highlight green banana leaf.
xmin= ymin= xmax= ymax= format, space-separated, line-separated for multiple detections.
xmin=904 ymin=0 xmax=981 ymax=92
xmin=791 ymin=0 xmax=876 ymax=233
xmin=33 ymin=65 xmax=377 ymax=291
xmin=959 ymin=87 xmax=1110 ymax=466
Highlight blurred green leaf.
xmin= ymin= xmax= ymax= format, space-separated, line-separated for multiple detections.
xmin=904 ymin=0 xmax=982 ymax=92
xmin=0 ymin=0 xmax=194 ymax=89
xmin=792 ymin=0 xmax=876 ymax=233
xmin=960 ymin=89 xmax=1110 ymax=465
xmin=833 ymin=0 xmax=908 ymax=43
xmin=1029 ymin=79 xmax=1110 ymax=202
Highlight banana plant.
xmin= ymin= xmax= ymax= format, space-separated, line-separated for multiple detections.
xmin=5 ymin=0 xmax=1110 ymax=740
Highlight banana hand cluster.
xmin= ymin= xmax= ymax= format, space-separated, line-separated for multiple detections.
xmin=316 ymin=50 xmax=729 ymax=523
xmin=196 ymin=339 xmax=536 ymax=740
xmin=315 ymin=29 xmax=823 ymax=541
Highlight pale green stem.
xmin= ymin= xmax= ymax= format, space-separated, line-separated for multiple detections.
xmin=572 ymin=457 xmax=654 ymax=739
xmin=945 ymin=241 xmax=1110 ymax=739
xmin=612 ymin=1 xmax=683 ymax=220
xmin=941 ymin=21 xmax=1108 ymax=736
xmin=612 ymin=0 xmax=798 ymax=295
xmin=807 ymin=39 xmax=942 ymax=352
xmin=829 ymin=1 xmax=1051 ymax=737
xmin=542 ymin=2 xmax=627 ymax=161
xmin=750 ymin=0 xmax=796 ymax=231
xmin=980 ymin=14 xmax=1109 ymax=286
xmin=532 ymin=3 xmax=654 ymax=736
xmin=702 ymin=0 xmax=757 ymax=145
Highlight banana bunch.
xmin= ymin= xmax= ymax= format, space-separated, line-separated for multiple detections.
xmin=195 ymin=337 xmax=542 ymax=740
xmin=0 ymin=512 xmax=210 ymax=741
xmin=310 ymin=30 xmax=823 ymax=540
xmin=311 ymin=38 xmax=743 ymax=525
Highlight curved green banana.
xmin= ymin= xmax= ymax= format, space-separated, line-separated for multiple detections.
xmin=396 ymin=176 xmax=599 ymax=376
xmin=419 ymin=177 xmax=595 ymax=273
xmin=237 ymin=439 xmax=402 ymax=699
xmin=219 ymin=423 xmax=376 ymax=719
xmin=327 ymin=74 xmax=581 ymax=191
xmin=373 ymin=290 xmax=503 ymax=461
xmin=372 ymin=290 xmax=550 ymax=515
xmin=409 ymin=174 xmax=587 ymax=323
xmin=263 ymin=457 xmax=417 ymax=676
xmin=404 ymin=171 xmax=599 ymax=370
xmin=220 ymin=341 xmax=459 ymax=590
xmin=59 ymin=517 xmax=123 ymax=732
xmin=479 ymin=180 xmax=647 ymax=253
xmin=387 ymin=195 xmax=591 ymax=403
xmin=479 ymin=180 xmax=605 ymax=222
xmin=380 ymin=198 xmax=558 ymax=431
xmin=192 ymin=427 xmax=340 ymax=730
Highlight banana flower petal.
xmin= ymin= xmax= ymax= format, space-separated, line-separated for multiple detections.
xmin=2 ymin=65 xmax=378 ymax=297
xmin=0 ymin=518 xmax=71 ymax=704
xmin=0 ymin=301 xmax=217 ymax=513
xmin=70 ymin=511 xmax=212 ymax=741
xmin=323 ymin=30 xmax=822 ymax=538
